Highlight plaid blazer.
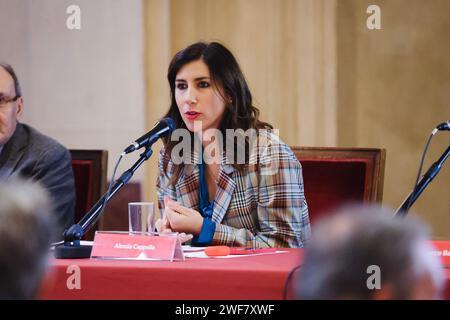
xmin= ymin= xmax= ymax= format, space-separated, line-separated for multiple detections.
xmin=156 ymin=133 xmax=311 ymax=248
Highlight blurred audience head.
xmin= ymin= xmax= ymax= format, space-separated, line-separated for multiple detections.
xmin=295 ymin=204 xmax=444 ymax=300
xmin=0 ymin=178 xmax=55 ymax=299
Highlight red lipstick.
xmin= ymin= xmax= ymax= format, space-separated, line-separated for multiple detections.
xmin=185 ymin=111 xmax=201 ymax=120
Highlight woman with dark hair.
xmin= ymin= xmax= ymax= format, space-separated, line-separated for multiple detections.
xmin=156 ymin=41 xmax=310 ymax=248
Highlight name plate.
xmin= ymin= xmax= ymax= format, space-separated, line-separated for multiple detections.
xmin=91 ymin=231 xmax=184 ymax=261
xmin=431 ymin=240 xmax=450 ymax=267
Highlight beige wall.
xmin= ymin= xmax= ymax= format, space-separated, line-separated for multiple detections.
xmin=2 ymin=1 xmax=447 ymax=237
xmin=337 ymin=0 xmax=450 ymax=238
xmin=144 ymin=0 xmax=449 ymax=238
xmin=0 ymin=0 xmax=146 ymax=184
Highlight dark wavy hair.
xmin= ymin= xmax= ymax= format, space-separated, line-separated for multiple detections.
xmin=162 ymin=41 xmax=272 ymax=185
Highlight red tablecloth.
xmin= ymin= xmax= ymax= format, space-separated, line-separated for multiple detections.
xmin=39 ymin=249 xmax=303 ymax=300
xmin=39 ymin=247 xmax=450 ymax=300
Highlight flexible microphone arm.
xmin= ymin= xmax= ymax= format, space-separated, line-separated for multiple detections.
xmin=54 ymin=147 xmax=154 ymax=259
xmin=395 ymin=144 xmax=450 ymax=217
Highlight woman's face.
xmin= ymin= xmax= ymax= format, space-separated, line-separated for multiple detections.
xmin=175 ymin=59 xmax=227 ymax=134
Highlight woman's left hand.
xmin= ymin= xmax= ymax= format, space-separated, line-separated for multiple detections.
xmin=165 ymin=198 xmax=204 ymax=236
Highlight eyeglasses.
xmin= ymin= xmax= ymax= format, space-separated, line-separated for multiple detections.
xmin=0 ymin=95 xmax=20 ymax=106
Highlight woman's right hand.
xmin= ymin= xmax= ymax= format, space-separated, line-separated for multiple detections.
xmin=155 ymin=216 xmax=172 ymax=233
xmin=155 ymin=196 xmax=194 ymax=244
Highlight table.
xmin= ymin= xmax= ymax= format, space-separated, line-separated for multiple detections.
xmin=39 ymin=247 xmax=450 ymax=300
xmin=39 ymin=249 xmax=303 ymax=300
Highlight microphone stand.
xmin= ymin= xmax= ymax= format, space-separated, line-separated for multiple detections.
xmin=395 ymin=144 xmax=449 ymax=217
xmin=54 ymin=146 xmax=153 ymax=259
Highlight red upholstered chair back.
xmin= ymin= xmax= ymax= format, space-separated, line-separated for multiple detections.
xmin=291 ymin=147 xmax=386 ymax=225
xmin=70 ymin=150 xmax=108 ymax=240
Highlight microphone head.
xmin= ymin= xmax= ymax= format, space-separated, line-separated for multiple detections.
xmin=160 ymin=117 xmax=176 ymax=133
xmin=124 ymin=117 xmax=177 ymax=154
xmin=437 ymin=121 xmax=450 ymax=131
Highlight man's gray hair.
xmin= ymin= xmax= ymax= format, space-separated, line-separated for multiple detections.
xmin=295 ymin=204 xmax=444 ymax=299
xmin=0 ymin=179 xmax=55 ymax=299
xmin=0 ymin=62 xmax=22 ymax=97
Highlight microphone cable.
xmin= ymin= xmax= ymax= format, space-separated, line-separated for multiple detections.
xmin=403 ymin=123 xmax=445 ymax=215
xmin=96 ymin=151 xmax=125 ymax=227
xmin=51 ymin=152 xmax=124 ymax=248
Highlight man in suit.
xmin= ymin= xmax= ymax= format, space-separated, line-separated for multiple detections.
xmin=0 ymin=63 xmax=75 ymax=239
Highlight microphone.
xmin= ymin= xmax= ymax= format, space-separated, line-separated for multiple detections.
xmin=124 ymin=117 xmax=176 ymax=154
xmin=436 ymin=121 xmax=450 ymax=131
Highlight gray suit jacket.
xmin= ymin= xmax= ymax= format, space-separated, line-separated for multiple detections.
xmin=0 ymin=123 xmax=75 ymax=239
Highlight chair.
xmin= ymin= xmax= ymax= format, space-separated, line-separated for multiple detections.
xmin=70 ymin=149 xmax=108 ymax=240
xmin=291 ymin=147 xmax=386 ymax=225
